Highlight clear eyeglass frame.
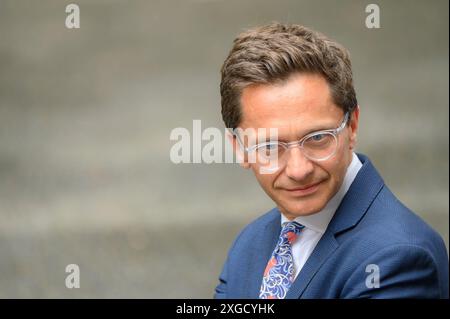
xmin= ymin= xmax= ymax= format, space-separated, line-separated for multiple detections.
xmin=232 ymin=111 xmax=350 ymax=163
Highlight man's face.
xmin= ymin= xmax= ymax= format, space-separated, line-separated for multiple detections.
xmin=235 ymin=73 xmax=359 ymax=220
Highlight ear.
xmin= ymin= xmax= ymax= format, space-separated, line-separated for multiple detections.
xmin=226 ymin=129 xmax=251 ymax=169
xmin=348 ymin=106 xmax=360 ymax=150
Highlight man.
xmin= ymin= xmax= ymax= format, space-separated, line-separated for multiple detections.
xmin=214 ymin=23 xmax=449 ymax=299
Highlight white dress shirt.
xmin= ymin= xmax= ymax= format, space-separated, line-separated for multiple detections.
xmin=280 ymin=152 xmax=362 ymax=278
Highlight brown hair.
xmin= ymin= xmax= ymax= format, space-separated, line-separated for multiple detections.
xmin=220 ymin=22 xmax=358 ymax=129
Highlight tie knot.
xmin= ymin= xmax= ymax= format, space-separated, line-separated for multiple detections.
xmin=280 ymin=221 xmax=304 ymax=243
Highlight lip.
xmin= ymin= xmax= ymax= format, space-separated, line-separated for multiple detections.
xmin=284 ymin=181 xmax=323 ymax=196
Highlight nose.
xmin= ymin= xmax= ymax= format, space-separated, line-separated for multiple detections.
xmin=283 ymin=147 xmax=315 ymax=182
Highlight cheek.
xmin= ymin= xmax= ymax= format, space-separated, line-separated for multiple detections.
xmin=323 ymin=156 xmax=348 ymax=188
xmin=314 ymin=160 xmax=345 ymax=191
xmin=251 ymin=166 xmax=278 ymax=191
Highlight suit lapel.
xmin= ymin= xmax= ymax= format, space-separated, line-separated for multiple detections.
xmin=327 ymin=154 xmax=384 ymax=235
xmin=286 ymin=153 xmax=385 ymax=298
xmin=285 ymin=231 xmax=338 ymax=298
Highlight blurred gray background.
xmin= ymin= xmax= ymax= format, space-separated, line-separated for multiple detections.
xmin=0 ymin=0 xmax=448 ymax=298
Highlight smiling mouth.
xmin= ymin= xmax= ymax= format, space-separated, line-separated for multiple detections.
xmin=283 ymin=180 xmax=324 ymax=196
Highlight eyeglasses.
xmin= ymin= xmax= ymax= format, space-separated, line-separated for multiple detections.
xmin=232 ymin=112 xmax=350 ymax=172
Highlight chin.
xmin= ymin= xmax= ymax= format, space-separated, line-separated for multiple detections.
xmin=277 ymin=195 xmax=329 ymax=218
xmin=285 ymin=204 xmax=326 ymax=217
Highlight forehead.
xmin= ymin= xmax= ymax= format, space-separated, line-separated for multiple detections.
xmin=239 ymin=73 xmax=342 ymax=132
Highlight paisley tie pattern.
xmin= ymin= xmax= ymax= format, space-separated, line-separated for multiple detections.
xmin=259 ymin=221 xmax=304 ymax=299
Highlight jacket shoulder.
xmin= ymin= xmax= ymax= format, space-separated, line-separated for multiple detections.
xmin=364 ymin=186 xmax=446 ymax=250
xmin=341 ymin=185 xmax=448 ymax=279
xmin=230 ymin=207 xmax=280 ymax=247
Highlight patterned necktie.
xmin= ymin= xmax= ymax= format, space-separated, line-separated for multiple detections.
xmin=259 ymin=221 xmax=304 ymax=299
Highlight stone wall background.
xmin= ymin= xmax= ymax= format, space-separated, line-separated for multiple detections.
xmin=0 ymin=0 xmax=448 ymax=297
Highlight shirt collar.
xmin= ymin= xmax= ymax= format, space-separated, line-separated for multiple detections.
xmin=280 ymin=152 xmax=362 ymax=234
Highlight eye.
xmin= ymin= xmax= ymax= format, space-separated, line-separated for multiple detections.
xmin=262 ymin=143 xmax=278 ymax=150
xmin=311 ymin=134 xmax=325 ymax=141
xmin=256 ymin=142 xmax=280 ymax=157
xmin=304 ymin=132 xmax=334 ymax=149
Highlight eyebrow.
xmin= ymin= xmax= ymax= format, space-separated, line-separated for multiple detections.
xmin=257 ymin=124 xmax=336 ymax=143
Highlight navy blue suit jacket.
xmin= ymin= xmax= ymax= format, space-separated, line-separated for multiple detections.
xmin=215 ymin=154 xmax=449 ymax=298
